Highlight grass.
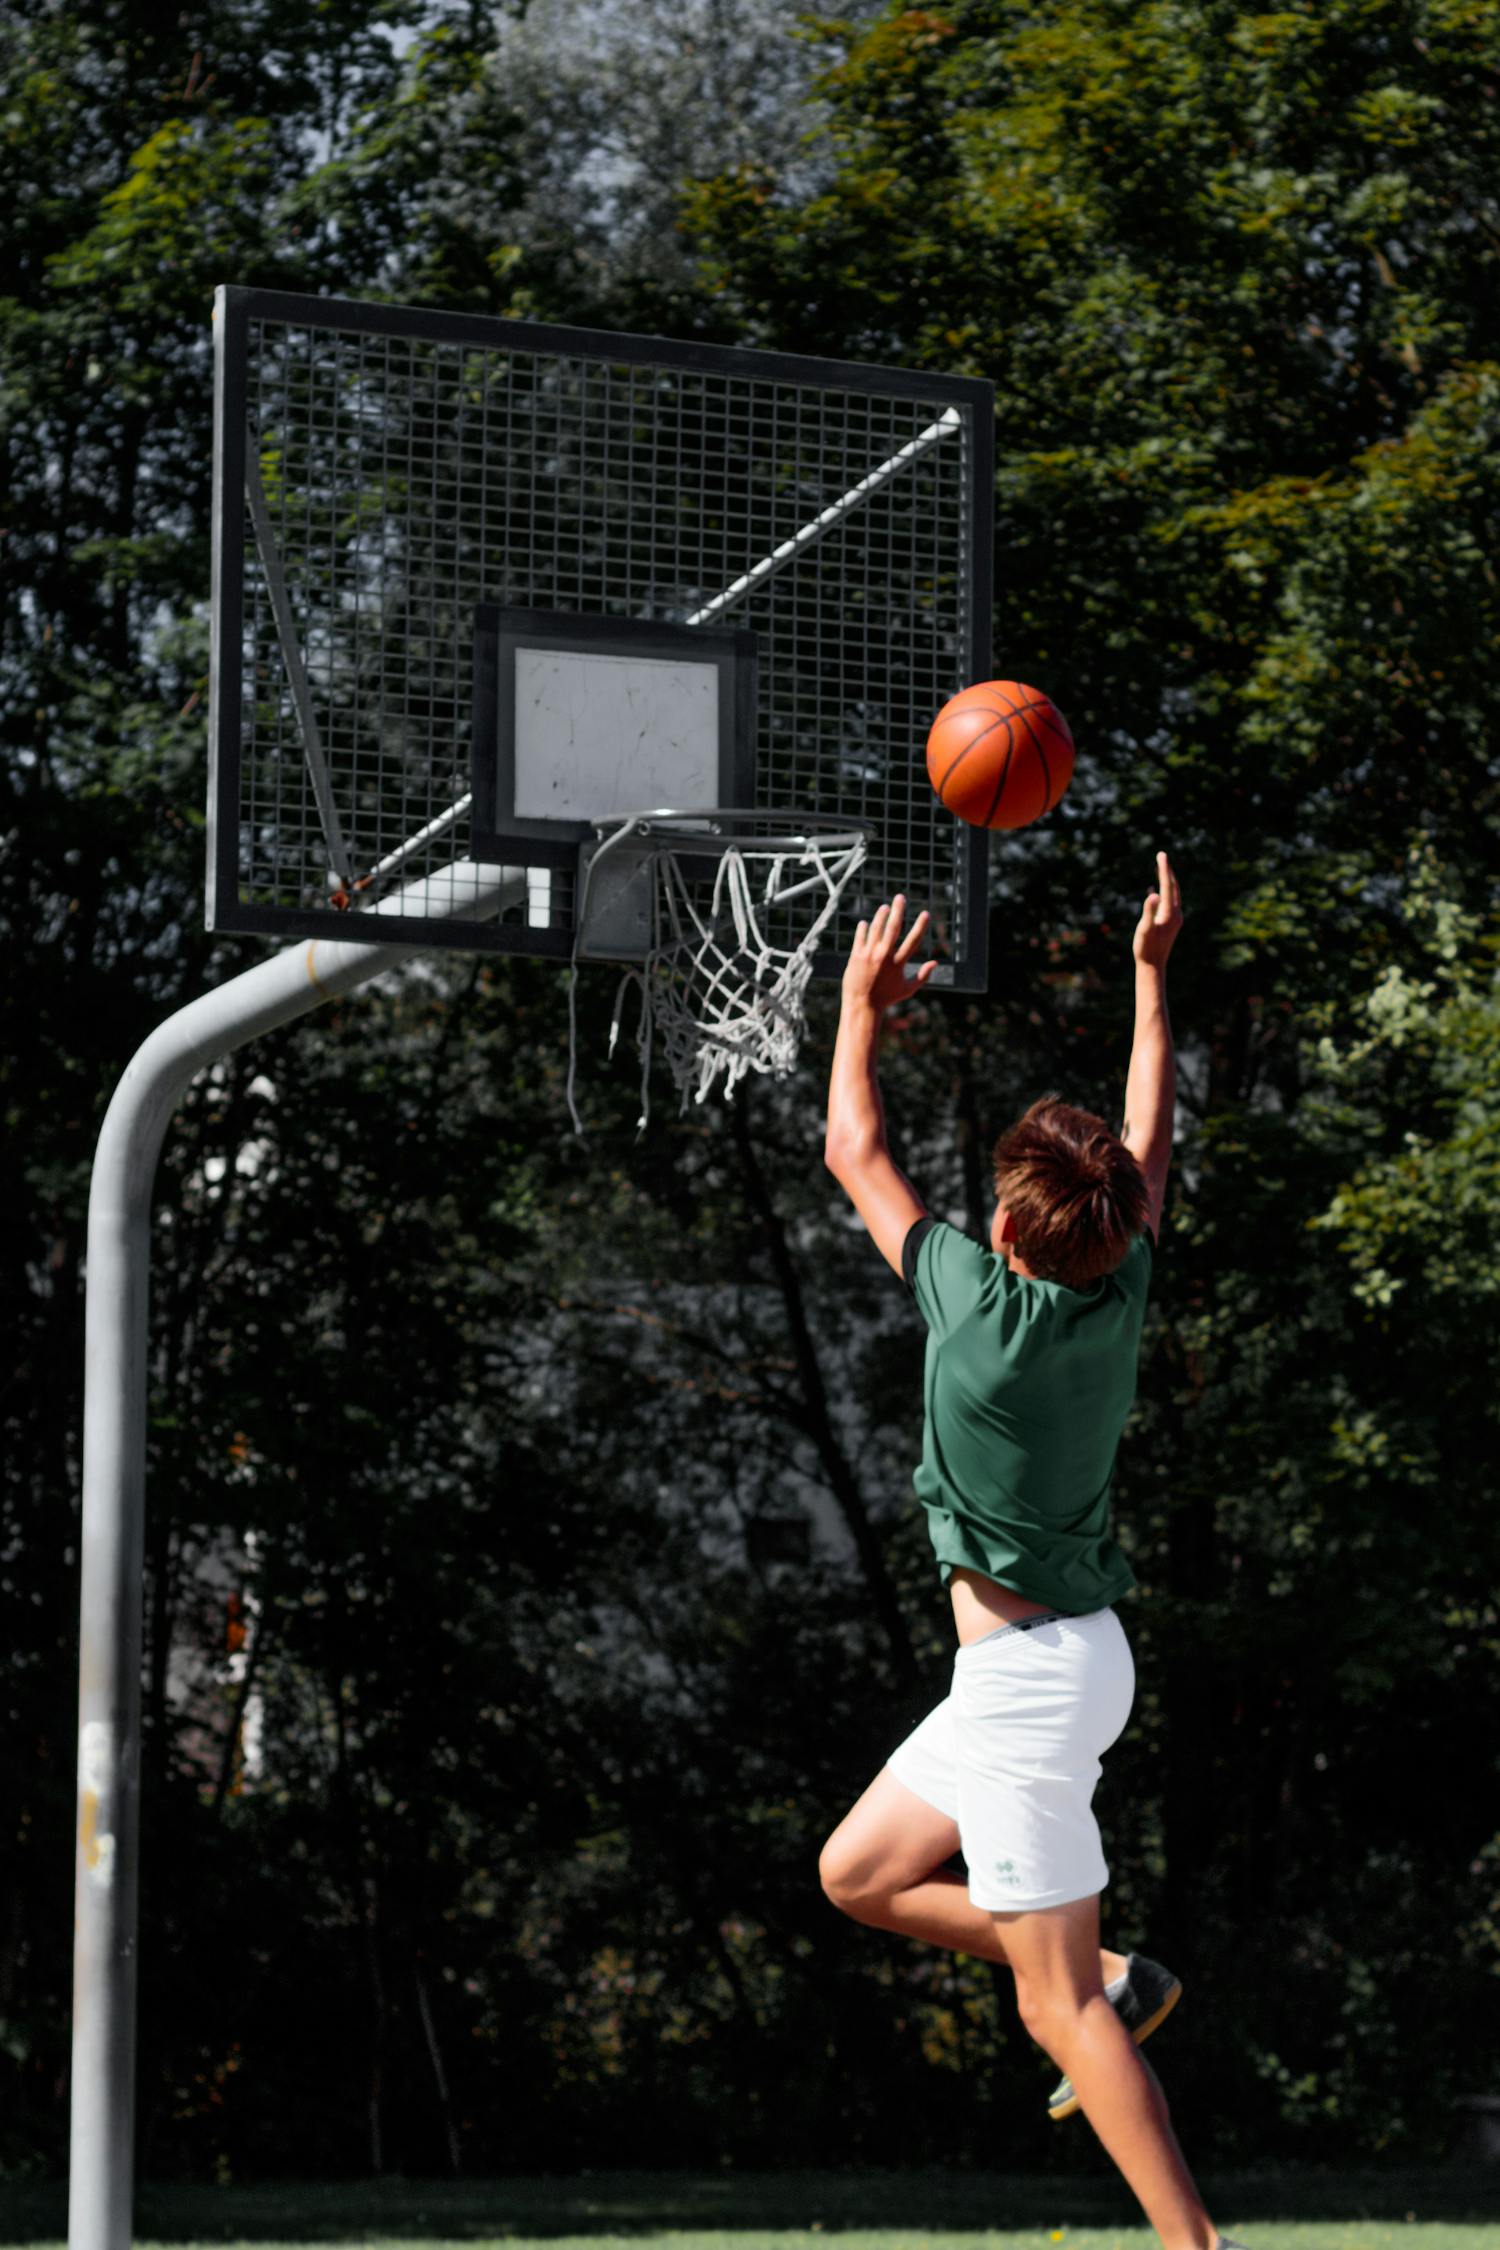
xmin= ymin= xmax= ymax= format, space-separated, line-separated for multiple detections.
xmin=3 ymin=2169 xmax=1499 ymax=2250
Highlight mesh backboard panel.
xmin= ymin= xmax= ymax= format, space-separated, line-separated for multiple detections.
xmin=208 ymin=288 xmax=993 ymax=985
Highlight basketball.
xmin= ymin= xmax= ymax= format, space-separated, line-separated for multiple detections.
xmin=925 ymin=680 xmax=1075 ymax=831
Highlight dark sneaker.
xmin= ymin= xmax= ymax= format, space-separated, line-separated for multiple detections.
xmin=1046 ymin=1951 xmax=1183 ymax=2121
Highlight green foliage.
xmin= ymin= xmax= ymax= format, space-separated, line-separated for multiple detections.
xmin=48 ymin=116 xmax=279 ymax=314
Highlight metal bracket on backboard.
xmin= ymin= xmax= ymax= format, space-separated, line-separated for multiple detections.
xmin=575 ymin=835 xmax=655 ymax=962
xmin=573 ymin=830 xmax=741 ymax=962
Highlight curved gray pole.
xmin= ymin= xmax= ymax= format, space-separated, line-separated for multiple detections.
xmin=70 ymin=863 xmax=524 ymax=2250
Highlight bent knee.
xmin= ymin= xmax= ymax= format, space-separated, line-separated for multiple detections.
xmin=817 ymin=1841 xmax=882 ymax=1918
xmin=816 ymin=1840 xmax=861 ymax=1909
xmin=1013 ymin=1979 xmax=1090 ymax=2055
xmin=1012 ymin=1978 xmax=1053 ymax=2045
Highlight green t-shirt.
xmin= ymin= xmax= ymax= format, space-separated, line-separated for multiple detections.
xmin=904 ymin=1217 xmax=1151 ymax=1613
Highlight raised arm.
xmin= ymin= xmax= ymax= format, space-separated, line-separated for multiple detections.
xmin=824 ymin=896 xmax=939 ymax=1276
xmin=1120 ymin=850 xmax=1183 ymax=1246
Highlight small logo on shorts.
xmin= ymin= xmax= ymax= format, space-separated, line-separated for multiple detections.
xmin=994 ymin=1857 xmax=1018 ymax=1881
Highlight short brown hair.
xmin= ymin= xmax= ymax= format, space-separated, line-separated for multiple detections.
xmin=991 ymin=1094 xmax=1151 ymax=1291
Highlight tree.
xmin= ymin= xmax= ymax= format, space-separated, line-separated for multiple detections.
xmin=475 ymin=0 xmax=889 ymax=327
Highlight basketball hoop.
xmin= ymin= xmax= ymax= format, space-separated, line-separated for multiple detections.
xmin=567 ymin=808 xmax=874 ymax=1133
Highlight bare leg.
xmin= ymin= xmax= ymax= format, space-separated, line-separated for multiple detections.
xmin=998 ymin=1893 xmax=1216 ymax=2250
xmin=819 ymin=1765 xmax=1129 ymax=1982
xmin=819 ymin=1769 xmax=1219 ymax=2249
xmin=839 ymin=1858 xmax=1134 ymax=1982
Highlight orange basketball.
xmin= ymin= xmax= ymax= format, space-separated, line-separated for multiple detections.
xmin=926 ymin=680 xmax=1075 ymax=831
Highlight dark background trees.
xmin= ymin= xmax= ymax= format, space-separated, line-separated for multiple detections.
xmin=3 ymin=0 xmax=1496 ymax=2184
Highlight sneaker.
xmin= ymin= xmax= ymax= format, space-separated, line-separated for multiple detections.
xmin=1046 ymin=1951 xmax=1183 ymax=2121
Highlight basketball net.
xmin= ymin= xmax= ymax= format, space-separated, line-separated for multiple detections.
xmin=566 ymin=811 xmax=871 ymax=1134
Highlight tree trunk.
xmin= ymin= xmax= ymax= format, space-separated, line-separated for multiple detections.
xmin=414 ymin=1954 xmax=463 ymax=2176
xmin=730 ymin=1097 xmax=918 ymax=1686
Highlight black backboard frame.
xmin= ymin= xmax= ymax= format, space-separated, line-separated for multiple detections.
xmin=208 ymin=286 xmax=994 ymax=981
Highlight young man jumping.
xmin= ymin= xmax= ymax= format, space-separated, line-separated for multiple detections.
xmin=820 ymin=853 xmax=1248 ymax=2250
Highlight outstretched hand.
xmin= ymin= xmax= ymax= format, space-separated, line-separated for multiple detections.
xmin=1132 ymin=850 xmax=1184 ymax=970
xmin=842 ymin=895 xmax=939 ymax=1013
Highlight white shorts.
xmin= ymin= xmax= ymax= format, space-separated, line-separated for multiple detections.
xmin=884 ymin=1606 xmax=1135 ymax=1912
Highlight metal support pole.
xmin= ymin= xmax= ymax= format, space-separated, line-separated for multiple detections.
xmin=69 ymin=862 xmax=523 ymax=2250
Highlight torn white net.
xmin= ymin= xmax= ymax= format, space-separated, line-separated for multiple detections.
xmin=567 ymin=812 xmax=871 ymax=1133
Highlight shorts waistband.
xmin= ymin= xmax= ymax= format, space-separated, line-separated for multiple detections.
xmin=963 ymin=1608 xmax=1077 ymax=1649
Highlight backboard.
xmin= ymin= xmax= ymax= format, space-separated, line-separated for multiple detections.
xmin=208 ymin=287 xmax=994 ymax=988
